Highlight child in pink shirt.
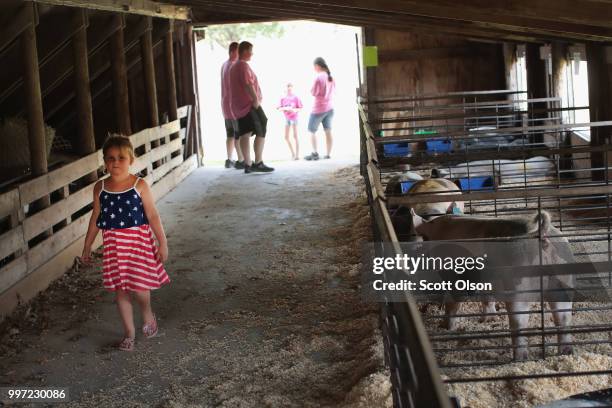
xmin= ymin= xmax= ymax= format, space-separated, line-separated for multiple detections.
xmin=277 ymin=83 xmax=303 ymax=160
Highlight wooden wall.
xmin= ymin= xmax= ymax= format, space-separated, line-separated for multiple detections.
xmin=0 ymin=2 xmax=201 ymax=319
xmin=367 ymin=29 xmax=506 ymax=98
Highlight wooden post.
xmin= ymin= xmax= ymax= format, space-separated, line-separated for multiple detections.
xmin=72 ymin=9 xmax=97 ymax=183
xmin=141 ymin=17 xmax=159 ymax=128
xmin=364 ymin=27 xmax=378 ymax=130
xmin=526 ymin=43 xmax=548 ymax=143
xmin=187 ymin=24 xmax=203 ymax=164
xmin=110 ymin=14 xmax=131 ymax=135
xmin=141 ymin=17 xmax=160 ymax=171
xmin=22 ymin=4 xmax=51 ymax=218
xmin=182 ymin=23 xmax=199 ymax=163
xmin=587 ymin=43 xmax=612 ymax=181
xmin=164 ymin=20 xmax=178 ymax=140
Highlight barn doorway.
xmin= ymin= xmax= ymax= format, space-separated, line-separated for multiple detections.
xmin=195 ymin=21 xmax=362 ymax=164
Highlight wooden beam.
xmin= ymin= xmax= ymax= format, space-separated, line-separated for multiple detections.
xmin=50 ymin=18 xmax=166 ymax=133
xmin=110 ymin=14 xmax=132 ymax=135
xmin=31 ymin=0 xmax=190 ymax=20
xmin=41 ymin=14 xmax=145 ymax=123
xmin=192 ymin=1 xmax=544 ymax=43
xmin=0 ymin=7 xmax=87 ymax=110
xmin=279 ymin=0 xmax=612 ymax=32
xmin=190 ymin=0 xmax=612 ymax=42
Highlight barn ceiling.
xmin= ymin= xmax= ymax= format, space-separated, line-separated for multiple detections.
xmin=179 ymin=0 xmax=612 ymax=43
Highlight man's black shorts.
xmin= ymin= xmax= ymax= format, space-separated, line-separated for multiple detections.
xmin=224 ymin=119 xmax=236 ymax=138
xmin=235 ymin=106 xmax=267 ymax=139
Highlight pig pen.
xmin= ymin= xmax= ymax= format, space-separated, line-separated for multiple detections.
xmin=359 ymin=92 xmax=612 ymax=408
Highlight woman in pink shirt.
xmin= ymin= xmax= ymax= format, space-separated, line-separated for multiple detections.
xmin=277 ymin=83 xmax=303 ymax=160
xmin=304 ymin=57 xmax=335 ymax=161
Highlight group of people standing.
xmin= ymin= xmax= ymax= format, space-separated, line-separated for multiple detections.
xmin=220 ymin=41 xmax=336 ymax=172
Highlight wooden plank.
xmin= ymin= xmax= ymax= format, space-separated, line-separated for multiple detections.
xmin=152 ymin=152 xmax=183 ymax=182
xmin=177 ymin=105 xmax=189 ymax=119
xmin=32 ymin=0 xmax=190 ymax=20
xmin=151 ymin=154 xmax=196 ymax=199
xmin=131 ymin=153 xmax=151 ymax=174
xmin=23 ymin=183 xmax=94 ymax=241
xmin=19 ymin=151 xmax=102 ymax=206
xmin=129 ymin=120 xmax=180 ymax=148
xmin=0 ymin=227 xmax=26 ymax=261
xmin=366 ymin=138 xmax=378 ymax=163
xmin=0 ymin=232 xmax=102 ymax=320
xmin=149 ymin=137 xmax=182 ymax=164
xmin=367 ymin=163 xmax=386 ymax=201
xmin=0 ymin=189 xmax=20 ymax=220
xmin=378 ymin=47 xmax=489 ymax=62
xmin=0 ymin=4 xmax=34 ymax=55
xmin=0 ymin=256 xmax=28 ymax=295
xmin=27 ymin=212 xmax=90 ymax=272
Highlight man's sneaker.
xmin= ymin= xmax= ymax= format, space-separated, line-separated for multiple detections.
xmin=225 ymin=159 xmax=235 ymax=168
xmin=234 ymin=160 xmax=245 ymax=169
xmin=251 ymin=161 xmax=275 ymax=172
xmin=323 ymin=155 xmax=331 ymax=159
xmin=304 ymin=152 xmax=319 ymax=161
xmin=244 ymin=164 xmax=252 ymax=174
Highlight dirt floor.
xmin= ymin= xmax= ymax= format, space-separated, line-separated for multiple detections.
xmin=0 ymin=160 xmax=392 ymax=407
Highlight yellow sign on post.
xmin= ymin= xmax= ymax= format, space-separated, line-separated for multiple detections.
xmin=363 ymin=46 xmax=378 ymax=67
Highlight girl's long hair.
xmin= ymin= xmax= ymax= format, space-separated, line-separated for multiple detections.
xmin=314 ymin=57 xmax=333 ymax=82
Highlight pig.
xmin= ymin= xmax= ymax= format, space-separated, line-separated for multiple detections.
xmin=400 ymin=179 xmax=497 ymax=325
xmin=411 ymin=209 xmax=575 ymax=360
xmin=384 ymin=177 xmax=496 ymax=323
xmin=405 ymin=178 xmax=465 ymax=218
xmin=434 ymin=156 xmax=555 ymax=183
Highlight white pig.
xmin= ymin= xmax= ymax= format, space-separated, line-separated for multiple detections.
xmin=411 ymin=210 xmax=574 ymax=360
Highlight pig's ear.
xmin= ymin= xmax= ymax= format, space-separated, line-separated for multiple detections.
xmin=411 ymin=208 xmax=425 ymax=231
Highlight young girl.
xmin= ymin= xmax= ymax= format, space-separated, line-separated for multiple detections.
xmin=82 ymin=135 xmax=170 ymax=351
xmin=277 ymin=82 xmax=303 ymax=160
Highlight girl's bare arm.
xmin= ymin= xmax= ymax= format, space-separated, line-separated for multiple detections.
xmin=138 ymin=179 xmax=168 ymax=262
xmin=81 ymin=181 xmax=102 ymax=262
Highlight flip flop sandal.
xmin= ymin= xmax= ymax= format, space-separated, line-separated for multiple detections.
xmin=142 ymin=315 xmax=158 ymax=338
xmin=118 ymin=337 xmax=135 ymax=351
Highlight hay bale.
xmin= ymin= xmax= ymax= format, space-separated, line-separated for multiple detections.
xmin=0 ymin=117 xmax=55 ymax=168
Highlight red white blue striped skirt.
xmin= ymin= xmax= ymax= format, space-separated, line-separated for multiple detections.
xmin=102 ymin=225 xmax=170 ymax=291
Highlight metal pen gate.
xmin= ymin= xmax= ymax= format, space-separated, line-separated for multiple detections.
xmin=359 ymin=90 xmax=612 ymax=408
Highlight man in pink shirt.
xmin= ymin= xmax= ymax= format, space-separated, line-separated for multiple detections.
xmin=228 ymin=41 xmax=274 ymax=173
xmin=304 ymin=57 xmax=336 ymax=161
xmin=220 ymin=42 xmax=244 ymax=169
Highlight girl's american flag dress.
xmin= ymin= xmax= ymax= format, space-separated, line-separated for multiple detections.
xmin=97 ymin=177 xmax=170 ymax=291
